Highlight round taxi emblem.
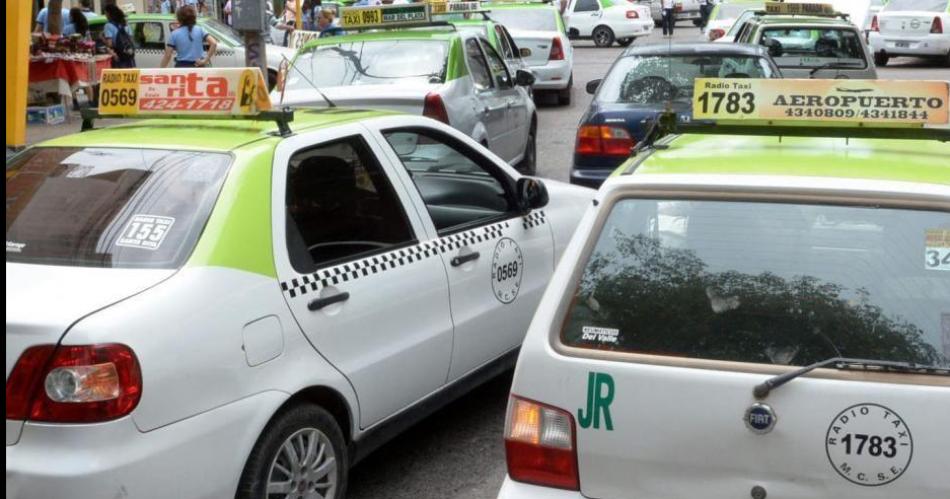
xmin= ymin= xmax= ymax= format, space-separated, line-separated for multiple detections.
xmin=825 ymin=403 xmax=912 ymax=487
xmin=491 ymin=238 xmax=523 ymax=304
xmin=744 ymin=403 xmax=777 ymax=434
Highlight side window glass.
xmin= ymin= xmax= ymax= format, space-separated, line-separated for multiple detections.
xmin=495 ymin=25 xmax=514 ymax=59
xmin=481 ymin=40 xmax=512 ymax=89
xmin=465 ymin=38 xmax=494 ymax=92
xmin=383 ymin=129 xmax=513 ymax=233
xmin=575 ymin=0 xmax=600 ymax=13
xmin=285 ymin=136 xmax=416 ymax=273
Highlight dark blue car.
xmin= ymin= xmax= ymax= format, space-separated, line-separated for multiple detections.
xmin=571 ymin=43 xmax=781 ymax=188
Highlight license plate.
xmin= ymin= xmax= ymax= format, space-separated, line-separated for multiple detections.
xmin=895 ymin=41 xmax=911 ymax=48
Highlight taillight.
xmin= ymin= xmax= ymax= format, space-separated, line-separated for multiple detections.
xmin=931 ymin=16 xmax=943 ymax=34
xmin=423 ymin=92 xmax=450 ymax=125
xmin=5 ymin=344 xmax=142 ymax=423
xmin=625 ymin=10 xmax=639 ymax=19
xmin=871 ymin=15 xmax=879 ymax=32
xmin=549 ymin=37 xmax=565 ymax=61
xmin=505 ymin=396 xmax=579 ymax=490
xmin=709 ymin=28 xmax=726 ymax=41
xmin=575 ymin=125 xmax=635 ymax=157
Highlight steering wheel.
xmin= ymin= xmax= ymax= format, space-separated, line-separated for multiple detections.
xmin=625 ymin=76 xmax=678 ymax=102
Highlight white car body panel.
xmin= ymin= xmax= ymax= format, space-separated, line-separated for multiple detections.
xmin=502 ymin=173 xmax=950 ymax=499
xmin=869 ymin=6 xmax=950 ymax=59
xmin=564 ymin=0 xmax=654 ymax=40
xmin=507 ymin=28 xmax=575 ymax=90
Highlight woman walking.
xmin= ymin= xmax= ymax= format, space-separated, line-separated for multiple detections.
xmin=161 ymin=5 xmax=218 ymax=68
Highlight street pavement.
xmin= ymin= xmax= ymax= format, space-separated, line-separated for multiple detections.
xmin=13 ymin=23 xmax=947 ymax=499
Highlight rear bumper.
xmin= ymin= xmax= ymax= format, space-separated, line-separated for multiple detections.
xmin=5 ymin=391 xmax=285 ymax=499
xmin=529 ymin=59 xmax=572 ymax=90
xmin=496 ymin=476 xmax=584 ymax=499
xmin=869 ymin=32 xmax=950 ymax=57
xmin=613 ymin=21 xmax=654 ymax=39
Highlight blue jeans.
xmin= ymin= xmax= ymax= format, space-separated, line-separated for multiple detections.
xmin=663 ymin=8 xmax=675 ymax=36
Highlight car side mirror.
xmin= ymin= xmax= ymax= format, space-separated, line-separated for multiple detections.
xmin=515 ymin=69 xmax=536 ymax=87
xmin=519 ymin=47 xmax=532 ymax=58
xmin=516 ymin=177 xmax=549 ymax=213
xmin=586 ymin=79 xmax=602 ymax=95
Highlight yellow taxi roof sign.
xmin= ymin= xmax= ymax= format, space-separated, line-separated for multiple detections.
xmin=429 ymin=1 xmax=484 ymax=15
xmin=764 ymin=2 xmax=837 ymax=16
xmin=340 ymin=4 xmax=431 ymax=30
xmin=98 ymin=68 xmax=271 ymax=116
xmin=692 ymin=78 xmax=950 ymax=127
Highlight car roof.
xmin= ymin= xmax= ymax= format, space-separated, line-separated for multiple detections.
xmin=484 ymin=2 xmax=558 ymax=10
xmin=622 ymin=42 xmax=773 ymax=57
xmin=300 ymin=28 xmax=460 ymax=51
xmin=751 ymin=16 xmax=857 ymax=27
xmin=37 ymin=108 xmax=398 ymax=153
xmin=625 ymin=134 xmax=950 ymax=186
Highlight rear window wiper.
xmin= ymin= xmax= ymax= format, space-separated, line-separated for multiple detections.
xmin=754 ymin=357 xmax=950 ymax=400
xmin=808 ymin=61 xmax=864 ymax=76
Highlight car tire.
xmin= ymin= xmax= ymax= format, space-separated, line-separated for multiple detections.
xmin=616 ymin=38 xmax=634 ymax=47
xmin=236 ymin=404 xmax=348 ymax=499
xmin=874 ymin=51 xmax=889 ymax=67
xmin=592 ymin=26 xmax=615 ymax=48
xmin=558 ymin=76 xmax=573 ymax=106
xmin=517 ymin=121 xmax=537 ymax=175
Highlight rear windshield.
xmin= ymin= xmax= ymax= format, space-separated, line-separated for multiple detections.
xmin=561 ymin=199 xmax=950 ymax=369
xmin=597 ymin=55 xmax=775 ymax=105
xmin=287 ymin=40 xmax=449 ymax=88
xmin=761 ymin=27 xmax=867 ymax=68
xmin=886 ymin=0 xmax=949 ymax=12
xmin=6 ymin=147 xmax=230 ymax=269
xmin=488 ymin=9 xmax=559 ymax=32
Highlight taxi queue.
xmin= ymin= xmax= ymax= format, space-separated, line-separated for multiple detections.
xmin=5 ymin=1 xmax=950 ymax=499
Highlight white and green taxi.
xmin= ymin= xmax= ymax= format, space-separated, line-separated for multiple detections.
xmin=276 ymin=3 xmax=540 ymax=174
xmin=499 ymin=79 xmax=950 ymax=498
xmin=5 ymin=68 xmax=592 ymax=499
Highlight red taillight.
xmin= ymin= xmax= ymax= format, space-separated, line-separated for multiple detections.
xmin=505 ymin=396 xmax=579 ymax=490
xmin=575 ymin=125 xmax=635 ymax=157
xmin=931 ymin=16 xmax=943 ymax=34
xmin=423 ymin=92 xmax=450 ymax=125
xmin=549 ymin=37 xmax=565 ymax=61
xmin=625 ymin=10 xmax=639 ymax=19
xmin=871 ymin=15 xmax=879 ymax=32
xmin=5 ymin=344 xmax=142 ymax=423
xmin=709 ymin=28 xmax=726 ymax=41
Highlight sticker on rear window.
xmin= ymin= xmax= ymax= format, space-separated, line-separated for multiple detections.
xmin=825 ymin=403 xmax=912 ymax=487
xmin=581 ymin=326 xmax=620 ymax=345
xmin=116 ymin=215 xmax=175 ymax=251
xmin=6 ymin=241 xmax=26 ymax=253
xmin=925 ymin=229 xmax=950 ymax=271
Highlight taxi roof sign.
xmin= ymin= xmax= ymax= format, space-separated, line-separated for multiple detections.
xmin=340 ymin=4 xmax=431 ymax=30
xmin=763 ymin=2 xmax=837 ymax=16
xmin=429 ymin=1 xmax=485 ymax=15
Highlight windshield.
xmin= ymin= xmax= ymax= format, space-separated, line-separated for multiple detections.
xmin=885 ymin=0 xmax=949 ymax=12
xmin=597 ymin=54 xmax=775 ymax=105
xmin=6 ymin=148 xmax=230 ymax=269
xmin=202 ymin=18 xmax=243 ymax=46
xmin=488 ymin=8 xmax=558 ymax=32
xmin=287 ymin=40 xmax=449 ymax=88
xmin=761 ymin=27 xmax=867 ymax=69
xmin=561 ymin=199 xmax=950 ymax=369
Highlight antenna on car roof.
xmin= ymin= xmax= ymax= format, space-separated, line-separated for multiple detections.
xmin=279 ymin=54 xmax=337 ymax=108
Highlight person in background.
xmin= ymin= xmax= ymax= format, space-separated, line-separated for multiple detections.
xmin=161 ymin=0 xmax=174 ymax=14
xmin=104 ymin=4 xmax=136 ymax=67
xmin=161 ymin=5 xmax=218 ymax=67
xmin=34 ymin=6 xmax=73 ymax=34
xmin=63 ymin=8 xmax=91 ymax=38
xmin=79 ymin=0 xmax=98 ymax=19
xmin=317 ymin=8 xmax=344 ymax=37
xmin=661 ymin=0 xmax=675 ymax=37
xmin=280 ymin=1 xmax=298 ymax=46
xmin=224 ymin=0 xmax=232 ymax=25
xmin=196 ymin=0 xmax=210 ymax=16
xmin=264 ymin=1 xmax=295 ymax=45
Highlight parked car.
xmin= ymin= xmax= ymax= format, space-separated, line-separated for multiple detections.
xmin=562 ymin=0 xmax=654 ymax=47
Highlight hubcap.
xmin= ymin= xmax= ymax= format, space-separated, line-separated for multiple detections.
xmin=595 ymin=31 xmax=608 ymax=44
xmin=266 ymin=428 xmax=337 ymax=499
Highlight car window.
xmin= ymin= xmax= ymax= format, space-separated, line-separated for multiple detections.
xmin=465 ymin=38 xmax=494 ymax=92
xmin=286 ymin=40 xmax=449 ymax=89
xmin=285 ymin=136 xmax=416 ymax=273
xmin=597 ymin=54 xmax=776 ymax=104
xmin=383 ymin=129 xmax=513 ymax=233
xmin=494 ymin=25 xmax=515 ymax=60
xmin=574 ymin=0 xmax=600 ymax=13
xmin=6 ymin=148 xmax=230 ymax=269
xmin=561 ymin=198 xmax=950 ymax=370
xmin=480 ymin=39 xmax=513 ymax=89
xmin=487 ymin=8 xmax=559 ymax=32
xmin=727 ymin=11 xmax=757 ymax=38
xmin=132 ymin=22 xmax=165 ymax=50
xmin=761 ymin=27 xmax=867 ymax=69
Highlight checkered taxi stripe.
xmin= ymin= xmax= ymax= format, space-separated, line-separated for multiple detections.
xmin=281 ymin=212 xmax=546 ymax=298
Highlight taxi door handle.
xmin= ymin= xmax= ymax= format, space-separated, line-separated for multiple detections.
xmin=451 ymin=252 xmax=480 ymax=267
xmin=308 ymin=292 xmax=350 ymax=311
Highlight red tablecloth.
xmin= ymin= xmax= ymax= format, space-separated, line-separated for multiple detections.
xmin=29 ymin=55 xmax=112 ymax=100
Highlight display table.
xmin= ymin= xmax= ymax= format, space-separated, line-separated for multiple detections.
xmin=28 ymin=54 xmax=112 ymax=106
